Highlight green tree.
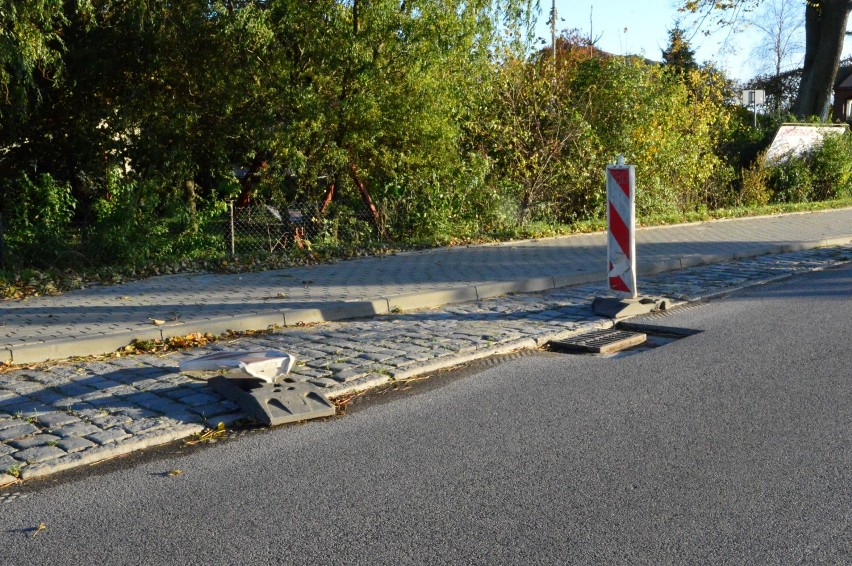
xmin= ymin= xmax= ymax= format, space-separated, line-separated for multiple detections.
xmin=661 ymin=24 xmax=698 ymax=76
xmin=0 ymin=0 xmax=67 ymax=121
xmin=680 ymin=0 xmax=852 ymax=119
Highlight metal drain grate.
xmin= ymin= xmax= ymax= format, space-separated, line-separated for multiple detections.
xmin=549 ymin=328 xmax=647 ymax=354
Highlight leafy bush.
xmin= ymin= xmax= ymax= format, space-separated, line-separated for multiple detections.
xmin=766 ymin=131 xmax=852 ymax=203
xmin=4 ymin=174 xmax=76 ymax=267
xmin=769 ymin=157 xmax=814 ymax=203
xmin=809 ymin=132 xmax=852 ymax=200
xmin=85 ymin=170 xmax=227 ymax=267
xmin=738 ymin=155 xmax=773 ymax=206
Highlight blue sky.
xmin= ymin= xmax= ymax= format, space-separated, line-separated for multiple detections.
xmin=532 ymin=0 xmax=852 ymax=82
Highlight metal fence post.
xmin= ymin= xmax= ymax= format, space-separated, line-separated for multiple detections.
xmin=229 ymin=201 xmax=236 ymax=257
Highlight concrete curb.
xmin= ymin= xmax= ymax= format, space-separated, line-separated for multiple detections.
xmin=19 ymin=424 xmax=206 ymax=480
xmin=9 ymin=327 xmax=166 ymax=365
xmin=5 ymin=235 xmax=852 ymax=365
xmin=388 ymin=338 xmax=541 ymax=381
xmin=0 ymin=472 xmax=18 ymax=487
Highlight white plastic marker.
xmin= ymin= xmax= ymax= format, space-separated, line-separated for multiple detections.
xmin=605 ymin=156 xmax=637 ymax=298
xmin=179 ymin=350 xmax=296 ymax=384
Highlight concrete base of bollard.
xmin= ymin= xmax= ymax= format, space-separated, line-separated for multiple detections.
xmin=592 ymin=296 xmax=669 ymax=319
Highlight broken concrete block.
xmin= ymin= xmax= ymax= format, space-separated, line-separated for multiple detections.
xmin=209 ymin=377 xmax=336 ymax=426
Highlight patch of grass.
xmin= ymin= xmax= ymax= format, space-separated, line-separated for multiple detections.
xmin=638 ymin=198 xmax=852 ymax=228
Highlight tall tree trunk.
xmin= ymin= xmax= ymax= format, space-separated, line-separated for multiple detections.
xmin=185 ymin=179 xmax=198 ymax=233
xmin=793 ymin=0 xmax=852 ymax=119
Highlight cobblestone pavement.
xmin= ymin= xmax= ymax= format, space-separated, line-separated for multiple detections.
xmin=2 ymin=209 xmax=851 ymax=364
xmin=1 ymin=244 xmax=850 ymax=486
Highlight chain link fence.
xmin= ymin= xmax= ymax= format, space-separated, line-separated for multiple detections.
xmin=219 ymin=201 xmax=383 ymax=257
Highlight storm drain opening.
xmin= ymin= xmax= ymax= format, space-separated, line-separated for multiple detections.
xmin=548 ymin=328 xmax=648 ymax=355
xmin=547 ymin=323 xmax=702 ymax=357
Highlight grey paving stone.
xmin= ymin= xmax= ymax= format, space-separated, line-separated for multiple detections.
xmin=53 ymin=398 xmax=96 ymax=412
xmin=119 ymin=392 xmax=164 ymax=406
xmin=56 ymin=436 xmax=96 ymax=453
xmin=35 ymin=411 xmax=81 ymax=429
xmin=138 ymin=381 xmax=181 ymax=393
xmin=134 ymin=397 xmax=191 ymax=415
xmin=0 ymin=416 xmax=21 ymax=431
xmin=290 ymin=366 xmax=332 ymax=379
xmin=130 ymin=378 xmax=162 ymax=391
xmin=101 ymin=385 xmax=139 ymax=397
xmin=30 ymin=390 xmax=69 ymax=405
xmin=115 ymin=407 xmax=160 ymax=420
xmin=87 ymin=414 xmax=133 ymax=429
xmin=86 ymin=428 xmax=131 ymax=446
xmin=10 ymin=434 xmax=61 ymax=450
xmin=0 ymin=422 xmax=40 ymax=442
xmin=178 ymin=392 xmax=221 ymax=407
xmin=1 ymin=381 xmax=41 ymax=395
xmin=13 ymin=445 xmax=66 ymax=464
xmin=79 ymin=390 xmax=113 ymax=402
xmin=3 ymin=397 xmax=54 ymax=418
xmin=187 ymin=402 xmax=240 ymax=419
xmin=357 ymin=351 xmax=396 ymax=362
xmin=123 ymin=418 xmax=168 ymax=435
xmin=160 ymin=386 xmax=203 ymax=400
xmin=351 ymin=344 xmax=398 ymax=355
xmin=52 ymin=421 xmax=102 ymax=438
xmin=0 ymin=375 xmax=19 ymax=387
xmin=327 ymin=361 xmax=367 ymax=373
xmin=334 ymin=368 xmax=373 ymax=383
xmin=0 ymin=454 xmax=20 ymax=472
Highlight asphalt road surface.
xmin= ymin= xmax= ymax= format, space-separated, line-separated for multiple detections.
xmin=2 ymin=263 xmax=850 ymax=565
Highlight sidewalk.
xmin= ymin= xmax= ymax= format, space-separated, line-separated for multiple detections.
xmin=3 ymin=209 xmax=851 ymax=365
xmin=0 ymin=227 xmax=851 ymax=485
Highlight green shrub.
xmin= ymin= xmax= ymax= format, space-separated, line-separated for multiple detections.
xmin=5 ymin=173 xmax=76 ymax=267
xmin=85 ymin=170 xmax=226 ymax=267
xmin=769 ymin=158 xmax=814 ymax=203
xmin=739 ymin=155 xmax=773 ymax=207
xmin=809 ymin=132 xmax=852 ymax=200
xmin=765 ymin=131 xmax=852 ymax=204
